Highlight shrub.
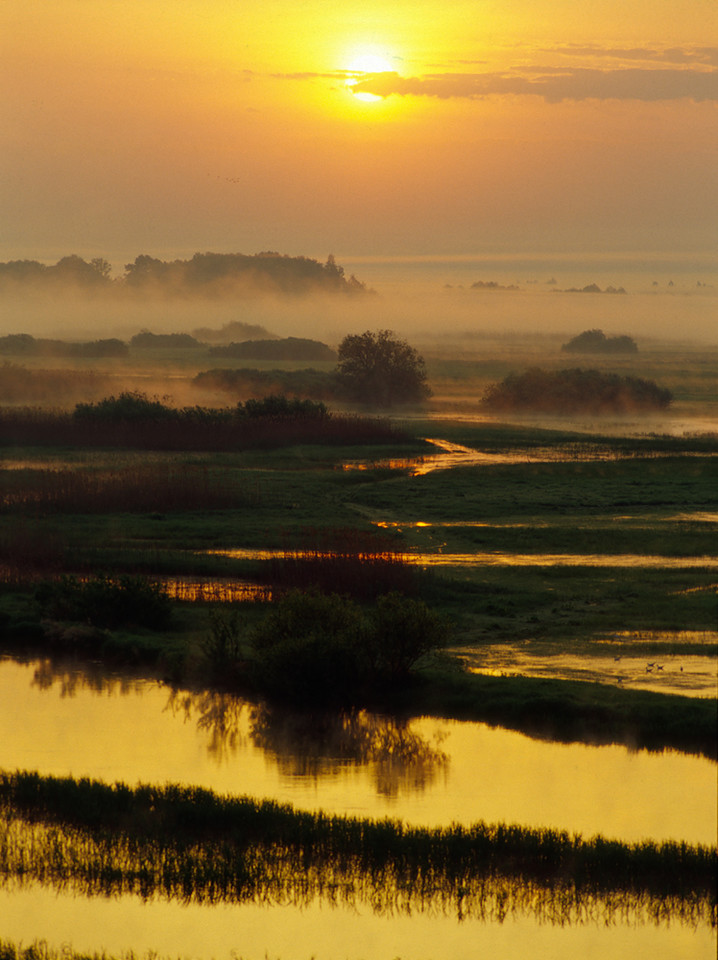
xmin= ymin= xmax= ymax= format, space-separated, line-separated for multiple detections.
xmin=367 ymin=592 xmax=448 ymax=683
xmin=201 ymin=609 xmax=245 ymax=680
xmin=35 ymin=574 xmax=172 ymax=630
xmin=249 ymin=589 xmax=446 ymax=705
xmin=250 ymin=590 xmax=366 ymax=704
xmin=482 ymin=368 xmax=671 ymax=414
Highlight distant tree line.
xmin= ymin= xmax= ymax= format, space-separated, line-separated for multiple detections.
xmin=191 ymin=320 xmax=276 ymax=342
xmin=129 ymin=332 xmax=203 ymax=349
xmin=0 ymin=333 xmax=127 ymax=358
xmin=470 ymin=280 xmax=520 ymax=291
xmin=208 ymin=337 xmax=337 ymax=361
xmin=482 ymin=368 xmax=672 ymax=415
xmin=0 ymin=252 xmax=369 ymax=298
xmin=0 ymin=331 xmax=337 ymax=362
xmin=556 ymin=284 xmax=627 ymax=294
xmin=0 ymin=255 xmax=112 ymax=289
xmin=562 ymin=329 xmax=638 ymax=354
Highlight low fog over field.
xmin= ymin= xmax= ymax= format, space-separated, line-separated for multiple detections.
xmin=0 ymin=251 xmax=715 ymax=352
xmin=0 ymin=251 xmax=716 ymax=438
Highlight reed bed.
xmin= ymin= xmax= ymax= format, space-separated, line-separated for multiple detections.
xmin=0 ymin=772 xmax=714 ymax=929
xmin=159 ymin=577 xmax=270 ymax=604
xmin=0 ymin=463 xmax=259 ymax=514
xmin=263 ymin=527 xmax=423 ymax=599
xmin=0 ymin=408 xmax=406 ymax=451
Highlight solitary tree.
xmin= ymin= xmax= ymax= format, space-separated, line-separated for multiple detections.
xmin=336 ymin=329 xmax=431 ymax=407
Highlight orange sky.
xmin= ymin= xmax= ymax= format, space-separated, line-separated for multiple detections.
xmin=1 ymin=1 xmax=716 ymax=268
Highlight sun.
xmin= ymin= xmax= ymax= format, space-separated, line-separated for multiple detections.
xmin=344 ymin=49 xmax=395 ymax=103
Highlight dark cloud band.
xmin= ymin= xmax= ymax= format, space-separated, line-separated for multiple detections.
xmin=351 ymin=67 xmax=718 ymax=103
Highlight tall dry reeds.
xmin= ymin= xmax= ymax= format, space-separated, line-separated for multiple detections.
xmin=264 ymin=526 xmax=421 ymax=599
xmin=0 ymin=463 xmax=259 ymax=514
xmin=0 ymin=406 xmax=406 ymax=451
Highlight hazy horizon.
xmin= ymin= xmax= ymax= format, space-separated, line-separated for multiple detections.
xmin=1 ymin=1 xmax=716 ymax=346
xmin=2 ymin=1 xmax=716 ymax=278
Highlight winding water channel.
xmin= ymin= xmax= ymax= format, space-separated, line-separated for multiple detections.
xmin=1 ymin=656 xmax=716 ymax=958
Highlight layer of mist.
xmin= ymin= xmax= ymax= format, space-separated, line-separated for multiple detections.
xmin=0 ymin=252 xmax=715 ymax=348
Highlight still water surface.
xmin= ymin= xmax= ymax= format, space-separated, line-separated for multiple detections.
xmin=1 ymin=881 xmax=715 ymax=960
xmin=0 ymin=657 xmax=714 ymax=846
xmin=2 ymin=657 xmax=715 ymax=959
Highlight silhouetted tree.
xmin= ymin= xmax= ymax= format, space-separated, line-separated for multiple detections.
xmin=336 ymin=329 xmax=431 ymax=407
xmin=562 ymin=329 xmax=638 ymax=354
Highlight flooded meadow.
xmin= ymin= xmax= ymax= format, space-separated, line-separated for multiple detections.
xmin=1 ymin=403 xmax=716 ymax=958
xmin=0 ymin=656 xmax=715 ymax=959
xmin=1 ymin=658 xmax=715 ymax=843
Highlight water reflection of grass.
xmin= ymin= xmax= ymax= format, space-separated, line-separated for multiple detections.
xmin=0 ymin=771 xmax=714 ymax=929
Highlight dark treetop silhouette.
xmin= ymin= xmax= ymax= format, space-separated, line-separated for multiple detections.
xmin=336 ymin=329 xmax=431 ymax=407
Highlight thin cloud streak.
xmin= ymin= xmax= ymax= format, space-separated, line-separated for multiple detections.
xmin=352 ymin=67 xmax=718 ymax=102
xmin=547 ymin=46 xmax=718 ymax=66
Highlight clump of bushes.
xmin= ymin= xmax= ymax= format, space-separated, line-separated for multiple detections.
xmin=0 ymin=333 xmax=127 ymax=357
xmin=201 ymin=590 xmax=447 ymax=704
xmin=247 ymin=590 xmax=447 ymax=705
xmin=73 ymin=391 xmax=187 ymax=422
xmin=35 ymin=574 xmax=172 ymax=630
xmin=562 ymin=329 xmax=638 ymax=354
xmin=482 ymin=368 xmax=672 ymax=415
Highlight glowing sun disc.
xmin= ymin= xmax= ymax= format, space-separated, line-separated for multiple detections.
xmin=345 ymin=51 xmax=394 ymax=102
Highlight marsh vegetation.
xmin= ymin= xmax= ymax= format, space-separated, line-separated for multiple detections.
xmin=0 ymin=329 xmax=715 ymax=958
xmin=0 ymin=771 xmax=714 ymax=928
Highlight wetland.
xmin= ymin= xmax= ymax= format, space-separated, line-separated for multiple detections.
xmin=0 ymin=334 xmax=716 ymax=958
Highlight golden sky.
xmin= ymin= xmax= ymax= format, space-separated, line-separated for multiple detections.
xmin=2 ymin=0 xmax=716 ymax=265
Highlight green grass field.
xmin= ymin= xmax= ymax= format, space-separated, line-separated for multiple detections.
xmin=0 ymin=339 xmax=716 ymax=754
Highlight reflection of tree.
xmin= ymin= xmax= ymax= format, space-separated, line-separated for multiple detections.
xmin=164 ymin=689 xmax=249 ymax=764
xmin=29 ymin=658 xmax=143 ymax=698
xmin=164 ymin=689 xmax=449 ymax=797
xmin=249 ymin=704 xmax=449 ymax=798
